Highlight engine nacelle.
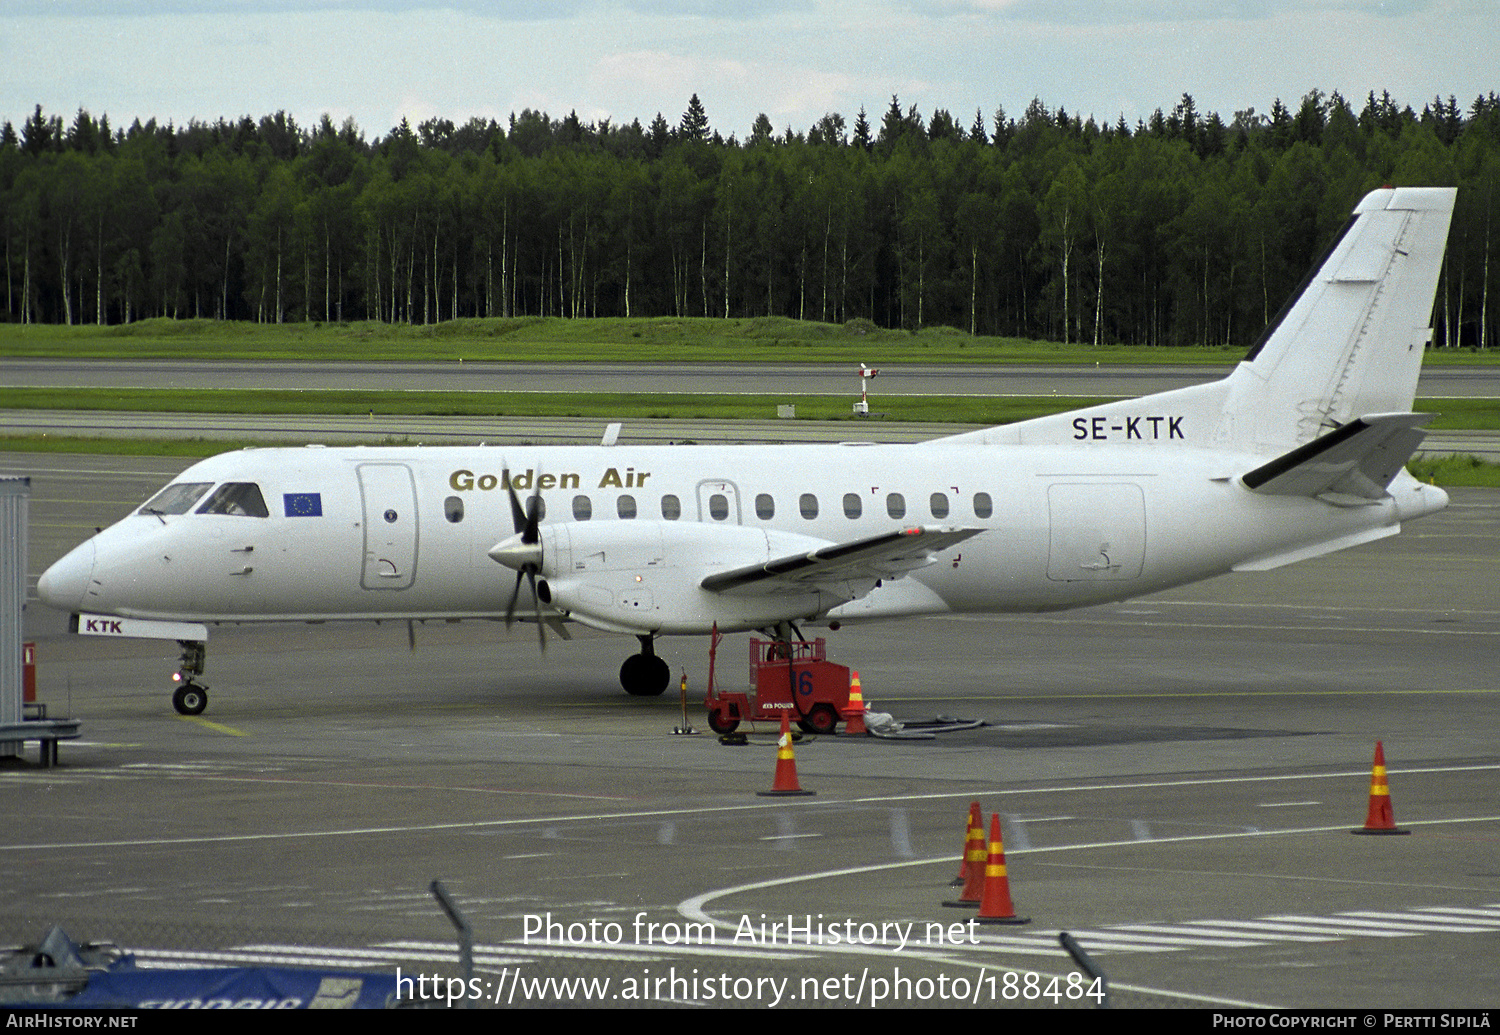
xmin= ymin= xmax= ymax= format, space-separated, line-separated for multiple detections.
xmin=532 ymin=521 xmax=857 ymax=634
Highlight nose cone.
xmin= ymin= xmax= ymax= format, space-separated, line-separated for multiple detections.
xmin=488 ymin=532 xmax=543 ymax=573
xmin=38 ymin=539 xmax=95 ymax=613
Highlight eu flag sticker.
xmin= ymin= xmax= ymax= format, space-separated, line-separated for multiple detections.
xmin=284 ymin=492 xmax=323 ymax=517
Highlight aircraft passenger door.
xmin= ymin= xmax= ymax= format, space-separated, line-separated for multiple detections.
xmin=696 ymin=479 xmax=742 ymax=524
xmin=1046 ymin=483 xmax=1145 ymax=582
xmin=357 ymin=463 xmax=418 ymax=590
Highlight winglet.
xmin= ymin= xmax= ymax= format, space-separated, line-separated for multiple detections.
xmin=1241 ymin=412 xmax=1433 ymax=503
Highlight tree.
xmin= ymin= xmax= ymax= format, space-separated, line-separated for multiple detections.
xmin=969 ymin=109 xmax=988 ymax=146
xmin=1040 ymin=162 xmax=1087 ymax=343
xmin=810 ymin=112 xmax=846 ymax=148
xmin=877 ymin=96 xmax=924 ymax=153
xmin=679 ymin=95 xmax=710 ymax=143
xmin=21 ymin=105 xmax=57 ymax=157
xmin=646 ymin=113 xmax=671 ymax=158
xmin=748 ymin=114 xmax=774 ymax=148
xmin=956 ymin=191 xmax=999 ymax=334
xmin=852 ymin=108 xmax=872 ymax=150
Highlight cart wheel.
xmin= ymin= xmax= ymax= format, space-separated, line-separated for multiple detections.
xmin=803 ymin=704 xmax=839 ymax=736
xmin=707 ymin=709 xmax=740 ymax=735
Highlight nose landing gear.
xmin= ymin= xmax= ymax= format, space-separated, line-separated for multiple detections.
xmin=171 ymin=640 xmax=209 ymax=716
xmin=620 ymin=634 xmax=671 ymax=697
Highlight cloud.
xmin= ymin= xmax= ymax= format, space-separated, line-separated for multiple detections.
xmin=913 ymin=0 xmax=1436 ymax=24
xmin=589 ymin=49 xmax=871 ymax=135
xmin=9 ymin=0 xmax=805 ymax=18
xmin=7 ymin=1 xmax=584 ymax=17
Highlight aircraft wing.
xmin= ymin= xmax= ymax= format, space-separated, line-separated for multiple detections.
xmin=1241 ymin=412 xmax=1432 ymax=503
xmin=700 ymin=525 xmax=981 ymax=596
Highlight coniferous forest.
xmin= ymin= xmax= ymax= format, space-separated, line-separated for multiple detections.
xmin=2 ymin=90 xmax=1497 ymax=349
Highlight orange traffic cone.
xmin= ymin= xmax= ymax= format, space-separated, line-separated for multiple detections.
xmin=757 ymin=712 xmax=815 ymax=797
xmin=842 ymin=670 xmax=869 ymax=736
xmin=974 ymin=813 xmax=1030 ymax=925
xmin=943 ymin=802 xmax=986 ymax=904
xmin=1352 ymin=740 xmax=1409 ymax=835
xmin=950 ymin=801 xmax=983 ymax=886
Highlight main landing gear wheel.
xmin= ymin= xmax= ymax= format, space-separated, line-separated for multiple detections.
xmin=172 ymin=681 xmax=208 ymax=716
xmin=619 ymin=653 xmax=671 ymax=697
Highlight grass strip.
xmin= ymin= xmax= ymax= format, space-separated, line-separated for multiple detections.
xmin=8 ymin=315 xmax=1497 ymax=366
xmin=1 ymin=387 xmax=1110 ymax=425
xmin=0 ymin=316 xmax=1245 ymax=364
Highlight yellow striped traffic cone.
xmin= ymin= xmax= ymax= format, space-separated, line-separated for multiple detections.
xmin=943 ymin=802 xmax=986 ymax=904
xmin=757 ymin=712 xmax=815 ymax=797
xmin=950 ymin=801 xmax=982 ymax=886
xmin=975 ymin=813 xmax=1030 ymax=925
xmin=842 ymin=670 xmax=869 ymax=736
xmin=1352 ymin=740 xmax=1409 ymax=835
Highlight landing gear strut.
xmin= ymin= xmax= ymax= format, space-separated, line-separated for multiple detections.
xmin=620 ymin=635 xmax=671 ymax=697
xmin=172 ymin=639 xmax=209 ymax=716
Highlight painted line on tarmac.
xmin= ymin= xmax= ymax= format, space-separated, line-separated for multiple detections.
xmin=675 ymin=813 xmax=1500 ymax=934
xmin=878 ymin=688 xmax=1500 ymax=701
xmin=6 ymin=765 xmax=1499 ymax=853
xmin=179 ymin=715 xmax=247 ymax=736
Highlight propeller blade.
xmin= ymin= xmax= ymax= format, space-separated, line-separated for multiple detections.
xmin=504 ymin=568 xmax=524 ymax=629
xmin=527 ymin=569 xmax=547 ymax=653
xmin=522 ymin=477 xmax=543 ymax=544
xmin=500 ymin=459 xmax=546 ymax=652
xmin=502 ymin=466 xmax=526 ymax=534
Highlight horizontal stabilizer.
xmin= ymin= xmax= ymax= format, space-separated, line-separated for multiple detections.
xmin=1241 ymin=412 xmax=1432 ymax=502
xmin=701 ymin=525 xmax=980 ymax=595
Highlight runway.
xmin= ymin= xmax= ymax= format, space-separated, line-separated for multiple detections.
xmin=6 ymin=409 xmax=1499 ymax=462
xmin=3 ymin=451 xmax=1498 ymax=1009
xmin=6 ymin=357 xmax=1498 ymax=462
xmin=7 ymin=357 xmax=1500 ymax=398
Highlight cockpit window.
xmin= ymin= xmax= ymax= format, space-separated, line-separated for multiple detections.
xmin=138 ymin=482 xmax=213 ymax=516
xmin=196 ymin=482 xmax=270 ymax=518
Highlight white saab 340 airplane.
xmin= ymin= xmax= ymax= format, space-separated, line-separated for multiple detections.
xmin=39 ymin=187 xmax=1456 ymax=718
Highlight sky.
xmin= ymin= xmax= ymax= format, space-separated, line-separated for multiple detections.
xmin=1 ymin=0 xmax=1495 ymax=143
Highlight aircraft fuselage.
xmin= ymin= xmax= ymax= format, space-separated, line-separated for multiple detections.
xmin=38 ymin=440 xmax=1447 ymax=637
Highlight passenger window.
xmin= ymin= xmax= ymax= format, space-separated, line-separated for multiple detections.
xmin=139 ymin=482 xmax=213 ymax=516
xmin=618 ymin=495 xmax=637 ymax=519
xmin=197 ymin=482 xmax=269 ymax=518
xmin=974 ymin=492 xmax=993 ymax=519
xmin=886 ymin=492 xmax=905 ymax=519
xmin=527 ymin=497 xmax=546 ymax=523
xmin=573 ymin=495 xmax=592 ymax=520
xmin=445 ymin=496 xmax=464 ymax=523
xmin=799 ymin=493 xmax=819 ymax=519
xmin=930 ymin=492 xmax=949 ymax=519
xmin=709 ymin=493 xmax=729 ymax=521
xmin=755 ymin=493 xmax=775 ymax=520
xmin=661 ymin=494 xmax=681 ymax=520
xmin=843 ymin=493 xmax=861 ymax=519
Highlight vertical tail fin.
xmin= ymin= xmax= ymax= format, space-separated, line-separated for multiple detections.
xmin=940 ymin=187 xmax=1456 ymax=457
xmin=1221 ymin=186 xmax=1456 ymax=452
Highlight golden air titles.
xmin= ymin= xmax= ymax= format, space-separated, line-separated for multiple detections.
xmin=448 ymin=467 xmax=651 ymax=492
